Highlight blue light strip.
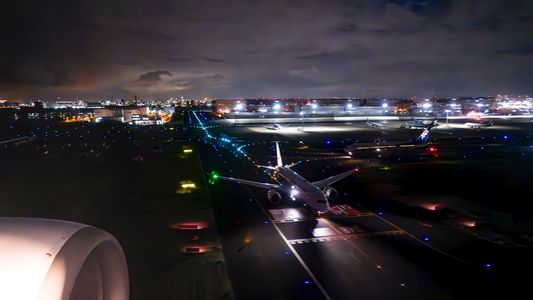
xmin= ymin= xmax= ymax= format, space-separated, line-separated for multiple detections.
xmin=191 ymin=111 xmax=250 ymax=158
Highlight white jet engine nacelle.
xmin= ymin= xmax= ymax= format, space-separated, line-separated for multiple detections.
xmin=0 ymin=218 xmax=129 ymax=300
xmin=267 ymin=189 xmax=282 ymax=204
xmin=323 ymin=187 xmax=338 ymax=201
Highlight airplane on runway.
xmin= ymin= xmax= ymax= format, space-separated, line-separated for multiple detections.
xmin=366 ymin=118 xmax=384 ymax=128
xmin=217 ymin=142 xmax=355 ymax=214
xmin=345 ymin=121 xmax=437 ymax=155
xmin=400 ymin=117 xmax=439 ymax=129
xmin=266 ymin=123 xmax=285 ymax=130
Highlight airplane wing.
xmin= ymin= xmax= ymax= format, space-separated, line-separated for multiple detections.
xmin=219 ymin=176 xmax=281 ymax=190
xmin=312 ymin=169 xmax=356 ymax=189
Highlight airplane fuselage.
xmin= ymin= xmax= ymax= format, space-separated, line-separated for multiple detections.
xmin=275 ymin=167 xmax=329 ymax=213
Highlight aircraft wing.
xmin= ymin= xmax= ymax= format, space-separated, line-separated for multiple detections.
xmin=312 ymin=169 xmax=356 ymax=189
xmin=219 ymin=176 xmax=281 ymax=190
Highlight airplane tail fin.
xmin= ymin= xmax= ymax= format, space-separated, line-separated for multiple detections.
xmin=275 ymin=142 xmax=283 ymax=167
xmin=415 ymin=128 xmax=430 ymax=144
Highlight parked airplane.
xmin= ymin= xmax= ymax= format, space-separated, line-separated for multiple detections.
xmin=266 ymin=123 xmax=284 ymax=130
xmin=218 ymin=142 xmax=355 ymax=214
xmin=366 ymin=118 xmax=384 ymax=128
xmin=345 ymin=121 xmax=436 ymax=155
xmin=400 ymin=117 xmax=439 ymax=129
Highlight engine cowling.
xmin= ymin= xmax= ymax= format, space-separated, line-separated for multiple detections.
xmin=267 ymin=189 xmax=282 ymax=204
xmin=323 ymin=187 xmax=338 ymax=201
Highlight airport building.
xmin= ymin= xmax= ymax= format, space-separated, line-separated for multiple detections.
xmin=212 ymin=98 xmax=397 ymax=116
xmin=93 ymin=106 xmax=149 ymax=123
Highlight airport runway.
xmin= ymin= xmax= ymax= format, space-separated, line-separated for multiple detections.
xmin=193 ymin=112 xmax=533 ymax=299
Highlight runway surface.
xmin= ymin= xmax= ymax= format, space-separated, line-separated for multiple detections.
xmin=193 ymin=112 xmax=533 ymax=299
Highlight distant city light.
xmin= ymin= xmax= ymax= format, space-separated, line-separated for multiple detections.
xmin=382 ymin=103 xmax=388 ymax=108
xmin=273 ymin=103 xmax=281 ymax=110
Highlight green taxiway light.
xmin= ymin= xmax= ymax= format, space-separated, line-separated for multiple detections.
xmin=208 ymin=171 xmax=220 ymax=184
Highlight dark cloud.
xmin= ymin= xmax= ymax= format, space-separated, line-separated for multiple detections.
xmin=203 ymin=57 xmax=229 ymax=63
xmin=334 ymin=23 xmax=358 ymax=33
xmin=139 ymin=70 xmax=173 ymax=82
xmin=0 ymin=0 xmax=531 ymax=99
xmin=205 ymin=74 xmax=225 ymax=80
xmin=165 ymin=56 xmax=194 ymax=63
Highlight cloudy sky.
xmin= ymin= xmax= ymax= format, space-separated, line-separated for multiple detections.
xmin=1 ymin=0 xmax=532 ymax=100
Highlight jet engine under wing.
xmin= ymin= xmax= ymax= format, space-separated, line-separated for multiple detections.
xmin=219 ymin=176 xmax=281 ymax=190
xmin=312 ymin=169 xmax=356 ymax=189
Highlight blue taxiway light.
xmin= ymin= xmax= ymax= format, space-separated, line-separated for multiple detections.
xmin=378 ymin=212 xmax=384 ymax=216
xmin=423 ymin=236 xmax=430 ymax=241
xmin=284 ymin=251 xmax=290 ymax=256
xmin=485 ymin=263 xmax=492 ymax=268
xmin=503 ymin=135 xmax=508 ymax=139
xmin=304 ymin=280 xmax=311 ymax=285
xmin=264 ymin=220 xmax=269 ymax=224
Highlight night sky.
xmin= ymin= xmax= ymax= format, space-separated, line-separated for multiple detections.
xmin=1 ymin=0 xmax=532 ymax=100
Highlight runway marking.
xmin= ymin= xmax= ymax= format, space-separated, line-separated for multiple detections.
xmin=236 ymin=177 xmax=333 ymax=300
xmin=288 ymin=230 xmax=405 ymax=245
xmin=271 ymin=212 xmax=375 ymax=224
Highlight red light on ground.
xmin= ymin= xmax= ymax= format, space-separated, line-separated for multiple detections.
xmin=461 ymin=220 xmax=476 ymax=227
xmin=428 ymin=147 xmax=438 ymax=152
xmin=422 ymin=204 xmax=443 ymax=211
xmin=182 ymin=246 xmax=212 ymax=254
xmin=171 ymin=222 xmax=208 ymax=230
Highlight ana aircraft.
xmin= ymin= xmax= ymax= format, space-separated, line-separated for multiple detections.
xmin=345 ymin=121 xmax=436 ymax=155
xmin=400 ymin=117 xmax=439 ymax=129
xmin=219 ymin=142 xmax=355 ymax=214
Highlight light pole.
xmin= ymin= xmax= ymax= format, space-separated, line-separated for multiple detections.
xmin=300 ymin=111 xmax=305 ymax=131
xmin=445 ymin=109 xmax=451 ymax=126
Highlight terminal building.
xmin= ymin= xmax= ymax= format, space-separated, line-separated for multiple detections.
xmin=212 ymin=98 xmax=397 ymax=117
xmin=211 ymin=97 xmax=529 ymax=119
